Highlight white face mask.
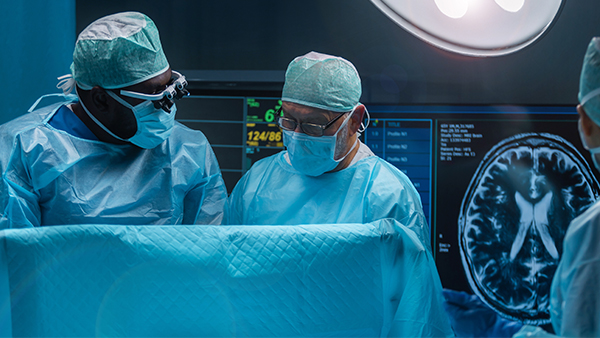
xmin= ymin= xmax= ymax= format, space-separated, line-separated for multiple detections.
xmin=283 ymin=106 xmax=359 ymax=177
xmin=82 ymin=90 xmax=176 ymax=149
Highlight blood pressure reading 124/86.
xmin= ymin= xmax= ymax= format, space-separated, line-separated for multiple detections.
xmin=246 ymin=98 xmax=284 ymax=148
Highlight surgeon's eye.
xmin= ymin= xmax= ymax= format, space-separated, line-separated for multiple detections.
xmin=277 ymin=116 xmax=297 ymax=131
xmin=301 ymin=124 xmax=326 ymax=137
xmin=152 ymin=78 xmax=175 ymax=95
xmin=152 ymin=85 xmax=168 ymax=95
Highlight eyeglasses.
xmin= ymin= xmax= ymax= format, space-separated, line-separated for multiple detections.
xmin=117 ymin=70 xmax=189 ymax=113
xmin=276 ymin=109 xmax=348 ymax=137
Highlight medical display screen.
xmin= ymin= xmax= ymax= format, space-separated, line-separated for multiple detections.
xmin=174 ymin=96 xmax=285 ymax=193
xmin=365 ymin=119 xmax=433 ymax=224
xmin=364 ymin=105 xmax=600 ymax=324
xmin=246 ymin=98 xmax=283 ymax=148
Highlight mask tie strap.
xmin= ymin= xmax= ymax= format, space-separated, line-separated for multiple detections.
xmin=359 ymin=106 xmax=370 ymax=133
xmin=76 ymin=86 xmax=128 ymax=142
xmin=588 ymin=146 xmax=600 ymax=154
xmin=581 ymin=87 xmax=600 ymax=106
xmin=57 ymin=74 xmax=76 ymax=95
xmin=335 ymin=137 xmax=359 ymax=163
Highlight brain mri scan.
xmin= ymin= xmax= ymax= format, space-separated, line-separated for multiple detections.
xmin=459 ymin=133 xmax=599 ymax=324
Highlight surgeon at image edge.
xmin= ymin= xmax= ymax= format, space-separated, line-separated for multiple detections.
xmin=548 ymin=37 xmax=600 ymax=337
xmin=0 ymin=12 xmax=227 ymax=227
xmin=225 ymin=51 xmax=431 ymax=251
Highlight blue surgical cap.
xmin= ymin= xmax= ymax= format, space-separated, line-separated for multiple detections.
xmin=71 ymin=12 xmax=169 ymax=90
xmin=282 ymin=51 xmax=361 ymax=112
xmin=579 ymin=37 xmax=600 ymax=126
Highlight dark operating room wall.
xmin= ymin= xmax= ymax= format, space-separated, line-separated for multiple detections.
xmin=0 ymin=0 xmax=75 ymax=125
xmin=76 ymin=0 xmax=600 ymax=106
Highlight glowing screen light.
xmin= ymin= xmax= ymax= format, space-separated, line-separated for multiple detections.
xmin=434 ymin=0 xmax=469 ymax=19
xmin=370 ymin=0 xmax=563 ymax=57
xmin=495 ymin=0 xmax=525 ymax=12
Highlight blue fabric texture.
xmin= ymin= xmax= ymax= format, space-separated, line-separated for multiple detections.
xmin=226 ymin=151 xmax=431 ymax=251
xmin=442 ymin=289 xmax=523 ymax=337
xmin=550 ymin=200 xmax=600 ymax=337
xmin=0 ymin=97 xmax=227 ymax=228
xmin=0 ymin=220 xmax=453 ymax=337
xmin=47 ymin=104 xmax=98 ymax=140
xmin=0 ymin=97 xmax=72 ymax=226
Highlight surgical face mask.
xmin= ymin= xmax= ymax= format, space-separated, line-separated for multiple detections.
xmin=283 ymin=106 xmax=359 ymax=176
xmin=82 ymin=90 xmax=176 ymax=149
xmin=579 ymin=120 xmax=600 ymax=172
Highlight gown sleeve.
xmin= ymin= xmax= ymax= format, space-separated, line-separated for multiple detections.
xmin=182 ymin=142 xmax=228 ymax=225
xmin=1 ymin=137 xmax=41 ymax=228
xmin=550 ymin=205 xmax=600 ymax=337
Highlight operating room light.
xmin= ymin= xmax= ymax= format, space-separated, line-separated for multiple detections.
xmin=495 ymin=0 xmax=525 ymax=12
xmin=370 ymin=0 xmax=564 ymax=57
xmin=434 ymin=0 xmax=469 ymax=19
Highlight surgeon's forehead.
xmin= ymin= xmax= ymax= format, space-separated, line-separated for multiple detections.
xmin=122 ymin=68 xmax=172 ymax=94
xmin=281 ymin=101 xmax=333 ymax=121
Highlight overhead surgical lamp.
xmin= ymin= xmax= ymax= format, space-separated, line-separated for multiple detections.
xmin=370 ymin=0 xmax=564 ymax=57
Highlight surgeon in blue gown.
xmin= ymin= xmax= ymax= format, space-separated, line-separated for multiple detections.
xmin=226 ymin=51 xmax=430 ymax=250
xmin=549 ymin=37 xmax=600 ymax=337
xmin=0 ymin=12 xmax=227 ymax=228
xmin=511 ymin=38 xmax=600 ymax=338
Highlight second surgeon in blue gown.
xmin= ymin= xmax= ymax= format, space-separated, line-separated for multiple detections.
xmin=226 ymin=51 xmax=430 ymax=251
xmin=0 ymin=12 xmax=227 ymax=227
xmin=511 ymin=37 xmax=600 ymax=338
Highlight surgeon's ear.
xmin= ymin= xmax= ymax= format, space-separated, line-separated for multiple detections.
xmin=90 ymin=86 xmax=110 ymax=113
xmin=578 ymin=104 xmax=595 ymax=137
xmin=349 ymin=105 xmax=366 ymax=134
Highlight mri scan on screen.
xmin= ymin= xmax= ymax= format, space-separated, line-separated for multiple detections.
xmin=360 ymin=105 xmax=599 ymax=324
xmin=459 ymin=133 xmax=599 ymax=324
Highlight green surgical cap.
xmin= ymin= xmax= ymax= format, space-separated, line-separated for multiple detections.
xmin=71 ymin=11 xmax=169 ymax=90
xmin=580 ymin=37 xmax=600 ymax=126
xmin=282 ymin=51 xmax=361 ymax=112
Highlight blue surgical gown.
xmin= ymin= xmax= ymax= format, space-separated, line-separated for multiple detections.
xmin=226 ymin=148 xmax=431 ymax=250
xmin=0 ymin=96 xmax=227 ymax=228
xmin=550 ymin=199 xmax=600 ymax=337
